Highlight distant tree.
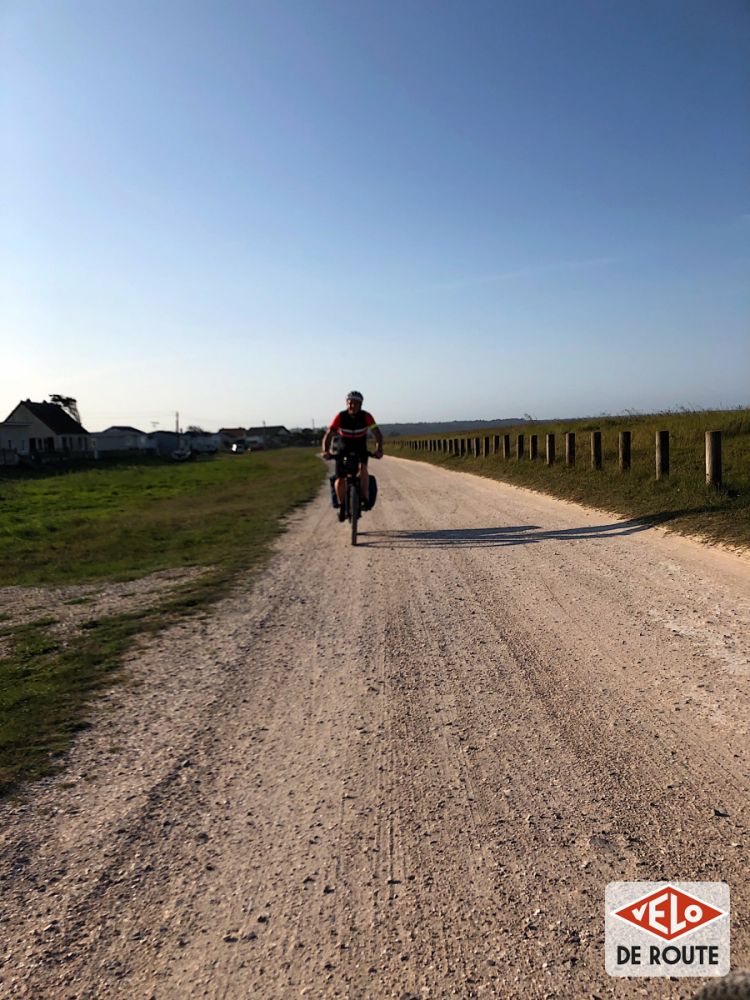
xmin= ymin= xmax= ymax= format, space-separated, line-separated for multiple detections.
xmin=187 ymin=425 xmax=208 ymax=434
xmin=49 ymin=394 xmax=81 ymax=423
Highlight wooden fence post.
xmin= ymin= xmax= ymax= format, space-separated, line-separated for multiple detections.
xmin=546 ymin=433 xmax=555 ymax=465
xmin=619 ymin=431 xmax=631 ymax=472
xmin=516 ymin=434 xmax=525 ymax=460
xmin=656 ymin=430 xmax=669 ymax=479
xmin=529 ymin=434 xmax=538 ymax=460
xmin=565 ymin=432 xmax=576 ymax=466
xmin=591 ymin=431 xmax=602 ymax=470
xmin=706 ymin=431 xmax=722 ymax=487
xmin=503 ymin=434 xmax=511 ymax=460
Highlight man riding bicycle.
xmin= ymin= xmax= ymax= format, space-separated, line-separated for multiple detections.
xmin=322 ymin=391 xmax=384 ymax=522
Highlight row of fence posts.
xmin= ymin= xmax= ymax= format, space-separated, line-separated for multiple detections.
xmin=401 ymin=430 xmax=724 ymax=487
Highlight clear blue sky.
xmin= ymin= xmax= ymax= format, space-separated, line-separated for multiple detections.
xmin=2 ymin=0 xmax=748 ymax=431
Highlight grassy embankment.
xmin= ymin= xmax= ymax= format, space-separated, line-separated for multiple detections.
xmin=389 ymin=409 xmax=750 ymax=550
xmin=0 ymin=449 xmax=325 ymax=794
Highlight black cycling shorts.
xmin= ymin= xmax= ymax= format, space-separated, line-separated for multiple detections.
xmin=335 ymin=448 xmax=368 ymax=479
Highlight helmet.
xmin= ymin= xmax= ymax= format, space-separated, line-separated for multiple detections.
xmin=346 ymin=390 xmax=364 ymax=403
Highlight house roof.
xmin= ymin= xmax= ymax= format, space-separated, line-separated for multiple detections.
xmin=101 ymin=425 xmax=145 ymax=434
xmin=219 ymin=427 xmax=246 ymax=437
xmin=246 ymin=426 xmax=289 ymax=435
xmin=14 ymin=400 xmax=88 ymax=435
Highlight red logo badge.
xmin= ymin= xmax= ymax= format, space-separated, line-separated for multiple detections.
xmin=613 ymin=885 xmax=725 ymax=941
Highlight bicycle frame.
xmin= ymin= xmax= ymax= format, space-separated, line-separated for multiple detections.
xmin=338 ymin=452 xmax=363 ymax=545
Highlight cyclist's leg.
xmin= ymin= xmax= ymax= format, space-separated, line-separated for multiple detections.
xmin=359 ymin=451 xmax=369 ymax=507
xmin=334 ymin=456 xmax=347 ymax=509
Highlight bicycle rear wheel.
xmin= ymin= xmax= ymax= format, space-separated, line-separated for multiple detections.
xmin=349 ymin=483 xmax=359 ymax=545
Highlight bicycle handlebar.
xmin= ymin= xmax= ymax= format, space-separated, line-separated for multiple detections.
xmin=322 ymin=449 xmax=382 ymax=461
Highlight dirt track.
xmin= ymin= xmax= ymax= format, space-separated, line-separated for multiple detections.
xmin=1 ymin=455 xmax=749 ymax=999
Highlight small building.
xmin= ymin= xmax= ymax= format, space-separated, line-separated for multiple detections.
xmin=148 ymin=430 xmax=188 ymax=456
xmin=1 ymin=399 xmax=92 ymax=460
xmin=245 ymin=425 xmax=291 ymax=448
xmin=185 ymin=430 xmax=220 ymax=453
xmin=93 ymin=425 xmax=148 ymax=454
xmin=219 ymin=427 xmax=247 ymax=451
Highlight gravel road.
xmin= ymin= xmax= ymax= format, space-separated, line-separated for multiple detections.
xmin=1 ymin=456 xmax=749 ymax=999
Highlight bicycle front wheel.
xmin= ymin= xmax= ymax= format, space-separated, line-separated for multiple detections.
xmin=349 ymin=483 xmax=359 ymax=546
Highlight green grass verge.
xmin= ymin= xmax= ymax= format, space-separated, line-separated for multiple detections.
xmin=0 ymin=449 xmax=325 ymax=795
xmin=390 ymin=409 xmax=750 ymax=550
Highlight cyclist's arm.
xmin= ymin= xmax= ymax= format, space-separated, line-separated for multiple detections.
xmin=322 ymin=417 xmax=338 ymax=456
xmin=367 ymin=415 xmax=384 ymax=457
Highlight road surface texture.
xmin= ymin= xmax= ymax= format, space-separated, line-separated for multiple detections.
xmin=1 ymin=456 xmax=749 ymax=999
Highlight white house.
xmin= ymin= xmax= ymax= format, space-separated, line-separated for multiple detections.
xmin=1 ymin=400 xmax=92 ymax=459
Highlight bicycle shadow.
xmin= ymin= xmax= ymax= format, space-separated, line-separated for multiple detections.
xmin=356 ymin=515 xmax=669 ymax=549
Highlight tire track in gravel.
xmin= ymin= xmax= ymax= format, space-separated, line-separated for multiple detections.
xmin=1 ymin=456 xmax=749 ymax=1000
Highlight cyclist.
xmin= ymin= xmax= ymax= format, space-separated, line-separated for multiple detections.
xmin=322 ymin=391 xmax=384 ymax=521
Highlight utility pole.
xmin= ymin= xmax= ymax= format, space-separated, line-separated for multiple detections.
xmin=175 ymin=411 xmax=179 ymax=434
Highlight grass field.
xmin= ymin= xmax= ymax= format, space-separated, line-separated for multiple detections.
xmin=389 ymin=408 xmax=750 ymax=550
xmin=0 ymin=449 xmax=325 ymax=794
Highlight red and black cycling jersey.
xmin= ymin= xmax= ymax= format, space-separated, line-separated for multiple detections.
xmin=329 ymin=409 xmax=378 ymax=449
